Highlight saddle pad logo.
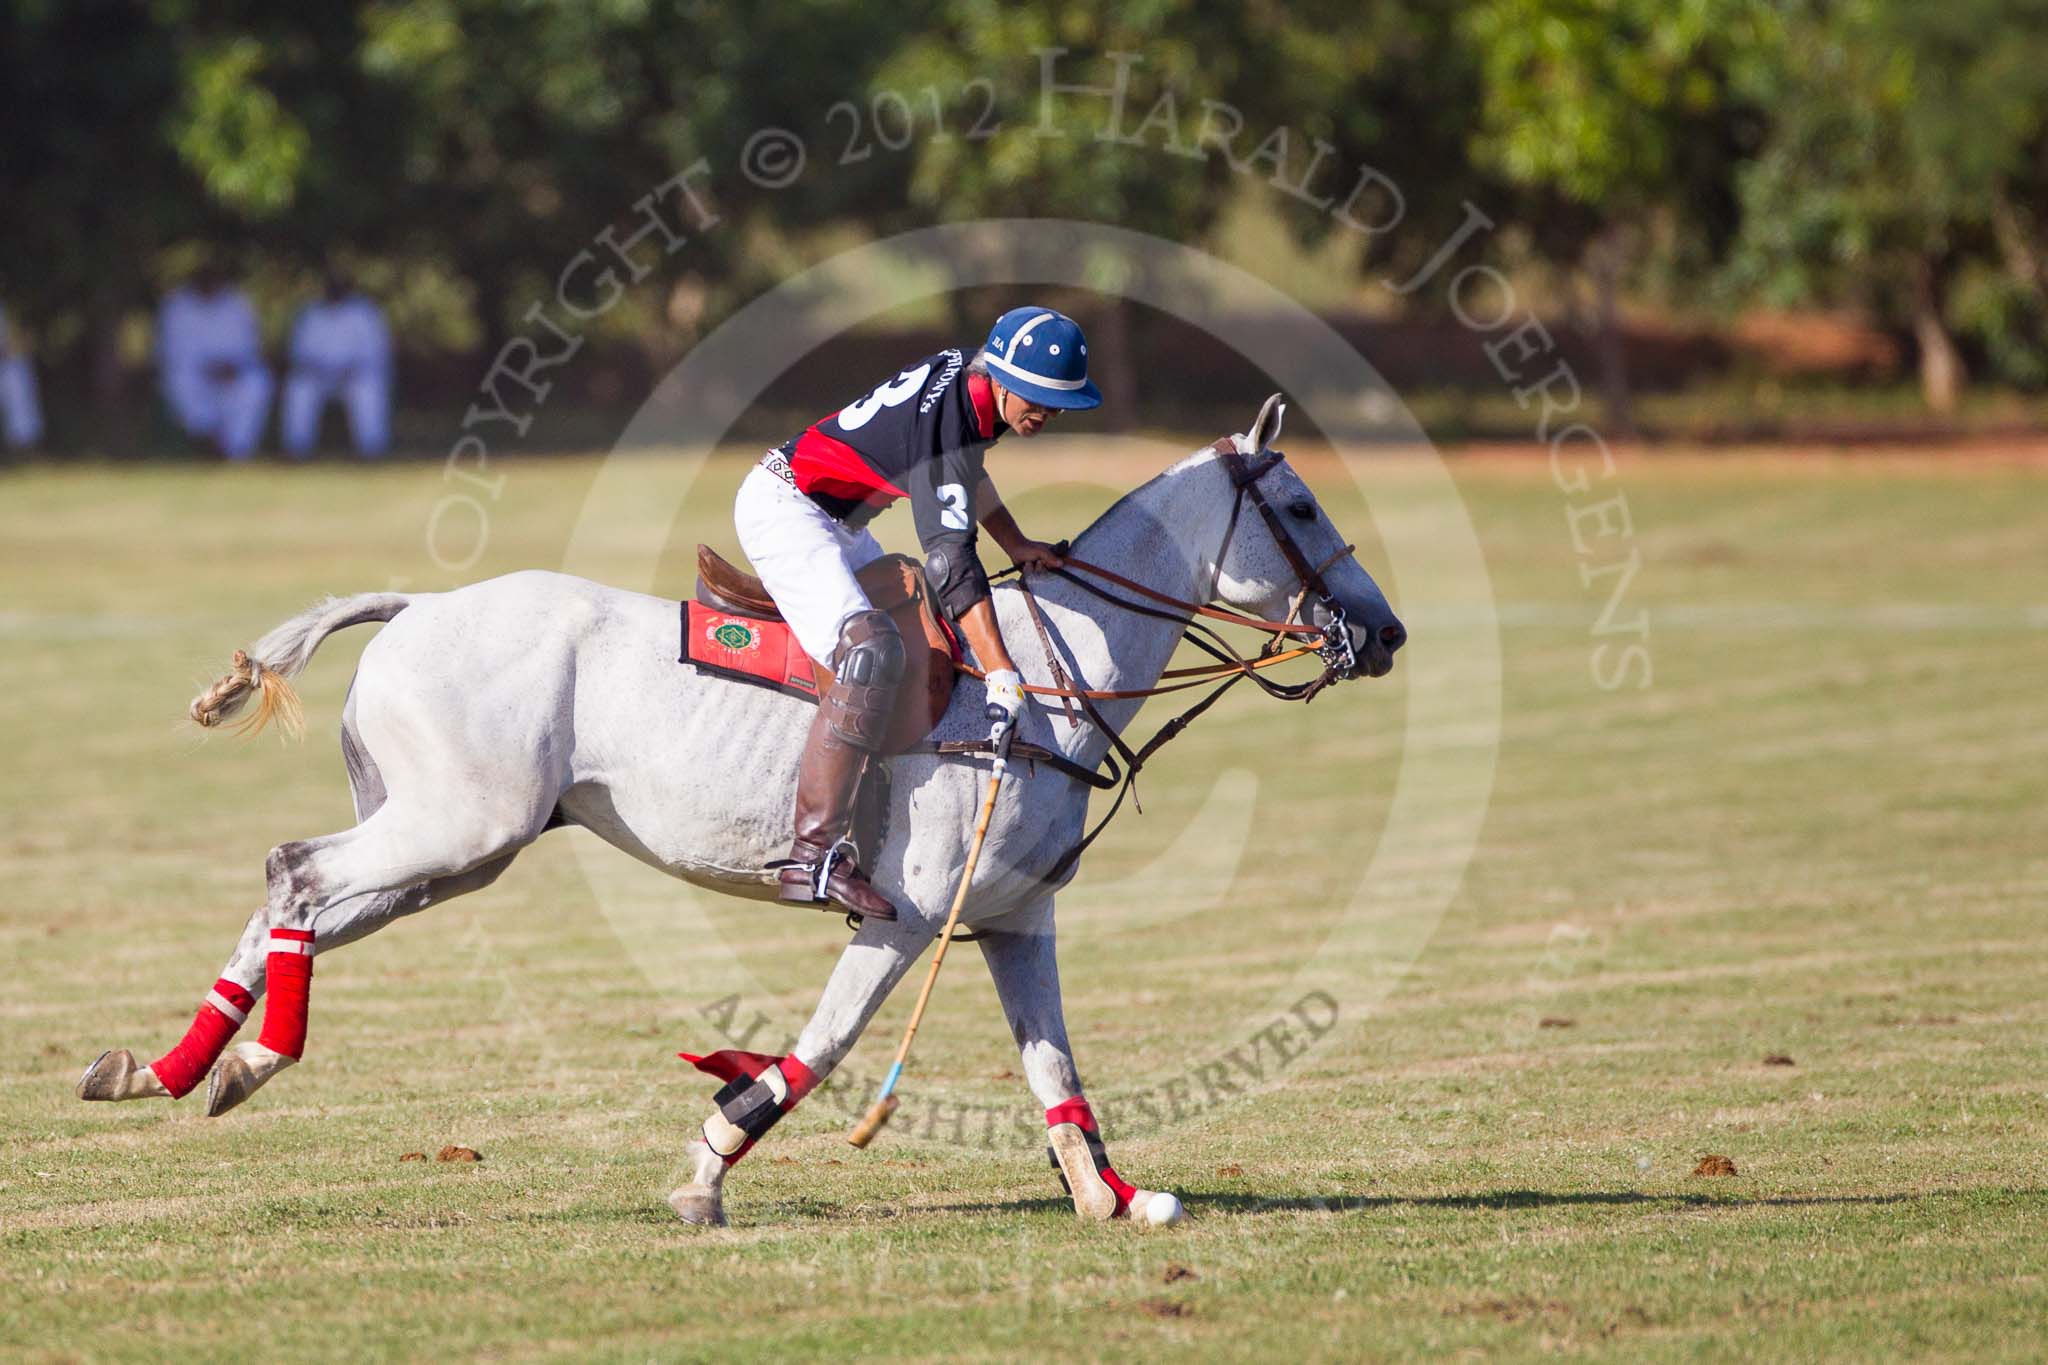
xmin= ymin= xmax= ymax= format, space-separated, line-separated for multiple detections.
xmin=709 ymin=620 xmax=759 ymax=652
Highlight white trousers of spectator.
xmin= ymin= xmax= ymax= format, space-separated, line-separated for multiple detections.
xmin=732 ymin=460 xmax=885 ymax=668
xmin=281 ymin=368 xmax=390 ymax=457
xmin=166 ymin=365 xmax=273 ymax=460
xmin=0 ymin=356 xmax=42 ymax=449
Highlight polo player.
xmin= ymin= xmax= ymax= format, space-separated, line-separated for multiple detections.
xmin=735 ymin=306 xmax=1102 ymax=921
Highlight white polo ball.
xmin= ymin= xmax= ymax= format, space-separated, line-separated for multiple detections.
xmin=1143 ymin=1191 xmax=1185 ymax=1227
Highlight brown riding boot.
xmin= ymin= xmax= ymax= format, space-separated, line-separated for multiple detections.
xmin=774 ymin=610 xmax=903 ymax=922
xmin=776 ymin=714 xmax=898 ymax=920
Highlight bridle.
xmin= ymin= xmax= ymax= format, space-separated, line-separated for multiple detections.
xmin=923 ymin=437 xmax=1364 ymax=889
xmin=960 ymin=438 xmax=1359 ymax=704
xmin=1207 ymin=439 xmax=1360 ymax=682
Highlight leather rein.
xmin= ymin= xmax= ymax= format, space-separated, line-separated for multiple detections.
xmin=915 ymin=439 xmax=1360 ymax=888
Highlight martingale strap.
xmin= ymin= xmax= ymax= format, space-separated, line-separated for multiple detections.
xmin=917 ymin=736 xmax=1118 ymax=791
xmin=910 ymin=670 xmax=1249 ymax=890
xmin=1020 ymin=577 xmax=1081 ymax=729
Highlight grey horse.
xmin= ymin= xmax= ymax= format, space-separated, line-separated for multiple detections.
xmin=79 ymin=396 xmax=1404 ymax=1226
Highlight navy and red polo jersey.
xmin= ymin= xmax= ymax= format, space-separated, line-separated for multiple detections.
xmin=776 ymin=349 xmax=1004 ymax=555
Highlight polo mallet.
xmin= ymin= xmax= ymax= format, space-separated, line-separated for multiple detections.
xmin=847 ymin=727 xmax=1014 ymax=1148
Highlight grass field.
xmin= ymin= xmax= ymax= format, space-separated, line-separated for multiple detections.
xmin=3 ymin=441 xmax=2045 ymax=1361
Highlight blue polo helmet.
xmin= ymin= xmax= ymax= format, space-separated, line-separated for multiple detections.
xmin=980 ymin=306 xmax=1102 ymax=410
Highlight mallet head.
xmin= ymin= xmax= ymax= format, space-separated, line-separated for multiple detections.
xmin=846 ymin=1094 xmax=898 ymax=1148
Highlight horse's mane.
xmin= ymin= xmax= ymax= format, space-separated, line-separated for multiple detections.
xmin=1064 ymin=442 xmax=1227 ymax=561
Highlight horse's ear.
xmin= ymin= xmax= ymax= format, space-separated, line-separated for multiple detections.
xmin=1247 ymin=392 xmax=1286 ymax=451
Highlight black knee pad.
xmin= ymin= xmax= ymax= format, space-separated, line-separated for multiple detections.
xmin=834 ymin=610 xmax=906 ymax=689
xmin=924 ymin=544 xmax=991 ymax=620
xmin=825 ymin=611 xmax=905 ymax=751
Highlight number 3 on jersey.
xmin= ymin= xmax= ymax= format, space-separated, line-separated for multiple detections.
xmin=935 ymin=482 xmax=971 ymax=531
xmin=836 ymin=362 xmax=933 ymax=431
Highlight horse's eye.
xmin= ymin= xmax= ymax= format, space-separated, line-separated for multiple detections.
xmin=1288 ymin=500 xmax=1316 ymax=521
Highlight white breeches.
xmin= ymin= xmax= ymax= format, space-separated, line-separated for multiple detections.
xmin=0 ymin=356 xmax=41 ymax=449
xmin=282 ymin=369 xmax=390 ymax=457
xmin=733 ymin=461 xmax=885 ymax=667
xmin=165 ymin=364 xmax=274 ymax=460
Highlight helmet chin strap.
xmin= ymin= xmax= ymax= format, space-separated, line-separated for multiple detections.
xmin=994 ymin=382 xmax=1052 ymax=427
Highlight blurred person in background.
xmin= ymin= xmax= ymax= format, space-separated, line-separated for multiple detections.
xmin=281 ymin=267 xmax=393 ymax=458
xmin=158 ymin=263 xmax=273 ymax=460
xmin=0 ymin=299 xmax=44 ymax=451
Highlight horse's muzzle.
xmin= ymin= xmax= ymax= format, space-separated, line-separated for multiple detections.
xmin=1319 ymin=601 xmax=1403 ymax=680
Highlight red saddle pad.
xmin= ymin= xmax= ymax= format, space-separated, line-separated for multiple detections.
xmin=679 ymin=602 xmax=821 ymax=702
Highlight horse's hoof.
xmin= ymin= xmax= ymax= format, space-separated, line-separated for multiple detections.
xmin=77 ymin=1049 xmax=161 ymax=1101
xmin=1047 ymin=1122 xmax=1121 ymax=1221
xmin=206 ymin=1055 xmax=258 ymax=1117
xmin=668 ymin=1186 xmax=728 ymax=1227
xmin=205 ymin=1042 xmax=294 ymax=1117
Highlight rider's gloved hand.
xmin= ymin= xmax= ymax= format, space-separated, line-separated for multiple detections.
xmin=985 ymin=669 xmax=1025 ymax=746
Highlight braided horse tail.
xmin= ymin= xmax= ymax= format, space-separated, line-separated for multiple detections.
xmin=189 ymin=593 xmax=413 ymax=739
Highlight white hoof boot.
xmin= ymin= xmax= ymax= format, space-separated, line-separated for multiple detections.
xmin=76 ymin=1049 xmax=172 ymax=1102
xmin=1048 ymin=1121 xmax=1121 ymax=1221
xmin=668 ymin=1138 xmax=730 ymax=1227
xmin=205 ymin=1041 xmax=295 ymax=1117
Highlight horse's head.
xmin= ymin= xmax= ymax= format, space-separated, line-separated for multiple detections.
xmin=1209 ymin=394 xmax=1406 ymax=680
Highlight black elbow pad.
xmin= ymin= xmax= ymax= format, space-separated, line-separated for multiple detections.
xmin=924 ymin=542 xmax=991 ymax=620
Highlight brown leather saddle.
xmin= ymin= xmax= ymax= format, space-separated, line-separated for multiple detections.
xmin=694 ymin=544 xmax=960 ymax=753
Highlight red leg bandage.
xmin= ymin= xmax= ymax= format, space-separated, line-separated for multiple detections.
xmin=778 ymin=1054 xmax=820 ymax=1103
xmin=1046 ymin=1097 xmax=1137 ymax=1208
xmin=256 ymin=928 xmax=314 ymax=1059
xmin=149 ymin=978 xmax=256 ymax=1099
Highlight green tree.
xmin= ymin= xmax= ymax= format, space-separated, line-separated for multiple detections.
xmin=1 ymin=3 xmax=420 ymax=425
xmin=0 ymin=0 xmax=931 ymax=441
xmin=2 ymin=2 xmax=203 ymax=411
xmin=1731 ymin=0 xmax=2048 ymax=412
xmin=875 ymin=2 xmax=1483 ymax=425
xmin=1461 ymin=0 xmax=1775 ymax=434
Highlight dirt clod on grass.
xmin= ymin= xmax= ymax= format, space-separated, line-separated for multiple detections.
xmin=1216 ymin=1163 xmax=1244 ymax=1177
xmin=1450 ymin=1296 xmax=1569 ymax=1323
xmin=1163 ymin=1263 xmax=1199 ymax=1283
xmin=399 ymin=1152 xmax=426 ymax=1162
xmin=1763 ymin=1053 xmax=1795 ymax=1066
xmin=1693 ymin=1155 xmax=1738 ymax=1177
xmin=1138 ymin=1298 xmax=1192 ymax=1318
xmin=437 ymin=1146 xmax=482 ymax=1163
xmin=1538 ymin=1016 xmax=1576 ymax=1029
